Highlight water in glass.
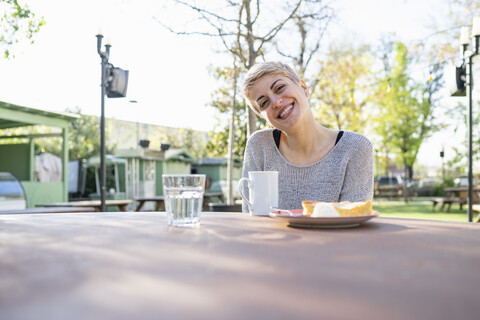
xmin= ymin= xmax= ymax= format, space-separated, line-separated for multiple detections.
xmin=164 ymin=186 xmax=204 ymax=227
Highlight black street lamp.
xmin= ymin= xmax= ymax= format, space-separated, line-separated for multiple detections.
xmin=96 ymin=33 xmax=129 ymax=212
xmin=458 ymin=18 xmax=480 ymax=222
xmin=96 ymin=33 xmax=110 ymax=212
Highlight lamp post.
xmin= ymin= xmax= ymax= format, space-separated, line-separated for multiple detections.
xmin=96 ymin=33 xmax=111 ymax=213
xmin=458 ymin=17 xmax=480 ymax=222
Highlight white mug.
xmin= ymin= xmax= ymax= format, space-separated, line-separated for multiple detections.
xmin=238 ymin=171 xmax=278 ymax=216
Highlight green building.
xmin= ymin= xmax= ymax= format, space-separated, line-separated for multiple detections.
xmin=0 ymin=101 xmax=77 ymax=208
xmin=115 ymin=147 xmax=194 ymax=203
xmin=191 ymin=158 xmax=243 ymax=198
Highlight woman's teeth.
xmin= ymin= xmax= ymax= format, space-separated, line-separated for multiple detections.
xmin=280 ymin=105 xmax=293 ymax=118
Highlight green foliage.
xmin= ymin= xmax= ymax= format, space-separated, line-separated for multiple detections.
xmin=149 ymin=127 xmax=209 ymax=158
xmin=205 ymin=65 xmax=265 ymax=159
xmin=446 ymin=101 xmax=480 ymax=170
xmin=0 ymin=0 xmax=46 ymax=58
xmin=311 ymin=43 xmax=374 ymax=133
xmin=372 ymin=42 xmax=441 ymax=177
xmin=66 ymin=107 xmax=114 ymax=160
xmin=0 ymin=125 xmax=62 ymax=156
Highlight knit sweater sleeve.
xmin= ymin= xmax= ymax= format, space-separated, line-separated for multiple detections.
xmin=339 ymin=135 xmax=374 ymax=202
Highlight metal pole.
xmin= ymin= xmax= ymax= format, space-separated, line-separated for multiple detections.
xmin=97 ymin=34 xmax=110 ymax=212
xmin=466 ymin=56 xmax=473 ymax=222
xmin=100 ymin=56 xmax=106 ymax=212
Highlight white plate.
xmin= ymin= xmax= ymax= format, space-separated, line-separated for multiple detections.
xmin=269 ymin=209 xmax=379 ymax=228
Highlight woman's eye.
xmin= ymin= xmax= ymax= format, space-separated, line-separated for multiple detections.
xmin=275 ymin=85 xmax=285 ymax=92
xmin=260 ymin=100 xmax=269 ymax=110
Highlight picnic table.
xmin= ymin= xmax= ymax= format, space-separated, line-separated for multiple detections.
xmin=1 ymin=211 xmax=480 ymax=319
xmin=431 ymin=186 xmax=480 ymax=212
xmin=0 ymin=206 xmax=96 ymax=214
xmin=134 ymin=191 xmax=225 ymax=211
xmin=375 ymin=185 xmax=402 ymax=198
xmin=37 ymin=199 xmax=133 ymax=212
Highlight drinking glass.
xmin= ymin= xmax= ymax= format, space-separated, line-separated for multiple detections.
xmin=162 ymin=174 xmax=206 ymax=227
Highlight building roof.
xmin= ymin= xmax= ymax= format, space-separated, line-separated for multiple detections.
xmin=165 ymin=149 xmax=194 ymax=162
xmin=0 ymin=101 xmax=79 ymax=130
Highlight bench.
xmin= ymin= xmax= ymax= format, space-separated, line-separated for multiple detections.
xmin=430 ymin=197 xmax=466 ymax=212
xmin=375 ymin=186 xmax=402 ymax=198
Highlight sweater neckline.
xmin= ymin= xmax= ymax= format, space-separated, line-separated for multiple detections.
xmin=269 ymin=129 xmax=347 ymax=168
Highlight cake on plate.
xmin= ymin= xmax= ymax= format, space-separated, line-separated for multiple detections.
xmin=301 ymin=200 xmax=373 ymax=217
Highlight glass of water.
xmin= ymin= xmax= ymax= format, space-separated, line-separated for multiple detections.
xmin=162 ymin=174 xmax=206 ymax=227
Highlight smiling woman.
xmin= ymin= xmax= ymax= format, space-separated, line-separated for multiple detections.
xmin=240 ymin=61 xmax=374 ymax=212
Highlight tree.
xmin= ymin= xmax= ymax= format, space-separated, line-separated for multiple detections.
xmin=372 ymin=42 xmax=441 ymax=202
xmin=67 ymin=107 xmax=118 ymax=160
xmin=275 ymin=3 xmax=334 ymax=78
xmin=446 ymin=101 xmax=480 ymax=173
xmin=154 ymin=0 xmax=332 ymax=136
xmin=150 ymin=127 xmax=209 ymax=159
xmin=205 ymin=64 xmax=270 ymax=158
xmin=310 ymin=43 xmax=374 ymax=133
xmin=206 ymin=66 xmax=246 ymax=159
xmin=0 ymin=0 xmax=45 ymax=58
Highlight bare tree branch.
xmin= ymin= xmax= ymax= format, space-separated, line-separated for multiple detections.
xmin=153 ymin=0 xmax=334 ymax=134
xmin=152 ymin=16 xmax=235 ymax=37
xmin=174 ymin=0 xmax=239 ymax=23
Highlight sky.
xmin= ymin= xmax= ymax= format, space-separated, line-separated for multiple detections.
xmin=0 ymin=0 xmax=473 ymax=170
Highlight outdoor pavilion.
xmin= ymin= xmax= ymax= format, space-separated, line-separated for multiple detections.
xmin=0 ymin=101 xmax=78 ymax=207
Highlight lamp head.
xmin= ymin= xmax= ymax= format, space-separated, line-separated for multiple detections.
xmin=460 ymin=27 xmax=470 ymax=46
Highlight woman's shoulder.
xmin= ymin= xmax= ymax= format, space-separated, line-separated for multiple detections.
xmin=341 ymin=130 xmax=372 ymax=147
xmin=247 ymin=128 xmax=276 ymax=145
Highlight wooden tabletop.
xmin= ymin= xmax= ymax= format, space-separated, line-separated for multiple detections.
xmin=1 ymin=212 xmax=479 ymax=320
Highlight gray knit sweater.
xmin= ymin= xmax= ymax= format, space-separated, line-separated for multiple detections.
xmin=241 ymin=128 xmax=374 ymax=212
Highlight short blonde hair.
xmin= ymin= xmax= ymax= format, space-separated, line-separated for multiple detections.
xmin=242 ymin=61 xmax=300 ymax=116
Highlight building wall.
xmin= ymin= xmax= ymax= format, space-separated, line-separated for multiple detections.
xmin=0 ymin=144 xmax=31 ymax=181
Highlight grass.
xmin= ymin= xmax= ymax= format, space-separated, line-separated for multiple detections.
xmin=372 ymin=197 xmax=475 ymax=223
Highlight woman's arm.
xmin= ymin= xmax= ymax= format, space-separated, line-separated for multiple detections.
xmin=339 ymin=137 xmax=374 ymax=202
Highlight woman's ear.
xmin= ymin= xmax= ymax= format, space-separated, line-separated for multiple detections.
xmin=300 ymin=80 xmax=310 ymax=97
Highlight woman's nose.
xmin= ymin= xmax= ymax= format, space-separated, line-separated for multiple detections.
xmin=272 ymin=96 xmax=283 ymax=108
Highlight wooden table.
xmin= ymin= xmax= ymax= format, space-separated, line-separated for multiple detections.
xmin=135 ymin=192 xmax=225 ymax=212
xmin=1 ymin=212 xmax=479 ymax=320
xmin=37 ymin=199 xmax=133 ymax=212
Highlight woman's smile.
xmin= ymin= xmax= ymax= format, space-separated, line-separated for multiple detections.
xmin=278 ymin=103 xmax=294 ymax=119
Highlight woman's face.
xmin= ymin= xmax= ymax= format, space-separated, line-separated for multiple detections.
xmin=247 ymin=74 xmax=310 ymax=131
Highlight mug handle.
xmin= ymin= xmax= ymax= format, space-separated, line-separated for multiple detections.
xmin=238 ymin=177 xmax=252 ymax=210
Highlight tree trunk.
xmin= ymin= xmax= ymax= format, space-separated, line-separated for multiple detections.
xmin=403 ymin=156 xmax=409 ymax=203
xmin=245 ymin=0 xmax=257 ymax=136
xmin=227 ymin=62 xmax=238 ymax=205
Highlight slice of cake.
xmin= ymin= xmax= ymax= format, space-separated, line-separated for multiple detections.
xmin=302 ymin=200 xmax=373 ymax=217
xmin=334 ymin=201 xmax=373 ymax=216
